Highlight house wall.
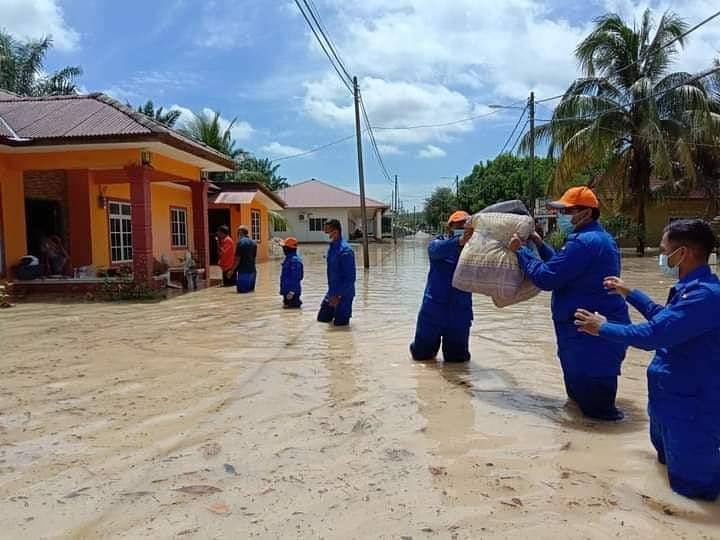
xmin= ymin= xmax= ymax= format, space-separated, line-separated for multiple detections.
xmin=211 ymin=202 xmax=271 ymax=261
xmin=0 ymin=161 xmax=25 ymax=276
xmin=91 ymin=181 xmax=195 ymax=268
xmin=273 ymin=208 xmax=350 ymax=243
xmin=616 ymin=199 xmax=710 ymax=247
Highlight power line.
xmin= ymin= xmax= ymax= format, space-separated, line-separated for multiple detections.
xmin=271 ymin=133 xmax=358 ymax=161
xmin=303 ymin=0 xmax=352 ymax=82
xmin=293 ymin=0 xmax=352 ymax=93
xmin=359 ymin=93 xmax=394 ymax=185
xmin=498 ymin=105 xmax=527 ymax=154
xmin=372 ymin=107 xmax=511 ymax=131
xmin=510 ymin=119 xmax=529 ymax=154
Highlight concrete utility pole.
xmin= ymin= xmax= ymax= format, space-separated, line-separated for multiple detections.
xmin=455 ymin=174 xmax=460 ymax=208
xmin=528 ymin=91 xmax=536 ymax=216
xmin=353 ymin=76 xmax=370 ymax=269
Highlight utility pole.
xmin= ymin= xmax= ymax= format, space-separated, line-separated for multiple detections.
xmin=528 ymin=91 xmax=535 ymax=216
xmin=394 ymin=174 xmax=399 ymax=215
xmin=353 ymin=76 xmax=370 ymax=269
xmin=413 ymin=205 xmax=416 ymax=231
xmin=455 ymin=174 xmax=460 ymax=209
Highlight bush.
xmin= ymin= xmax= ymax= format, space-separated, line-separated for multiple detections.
xmin=601 ymin=214 xmax=644 ymax=242
xmin=99 ymin=280 xmax=161 ymax=301
xmin=544 ymin=230 xmax=567 ymax=250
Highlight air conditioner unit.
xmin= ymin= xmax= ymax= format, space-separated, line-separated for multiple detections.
xmin=298 ymin=214 xmax=305 ymax=221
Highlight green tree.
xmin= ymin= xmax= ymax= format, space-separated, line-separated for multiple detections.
xmin=179 ymin=110 xmax=245 ymax=159
xmin=526 ymin=10 xmax=720 ymax=253
xmin=136 ymin=100 xmax=181 ymax=128
xmin=459 ymin=154 xmax=555 ymax=213
xmin=0 ymin=31 xmax=82 ymax=96
xmin=424 ymin=187 xmax=457 ymax=231
xmin=235 ymin=156 xmax=289 ymax=191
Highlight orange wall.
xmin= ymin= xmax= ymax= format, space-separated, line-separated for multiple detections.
xmin=91 ymin=182 xmax=195 ymax=268
xmin=221 ymin=202 xmax=269 ymax=261
xmin=0 ymin=162 xmax=26 ymax=274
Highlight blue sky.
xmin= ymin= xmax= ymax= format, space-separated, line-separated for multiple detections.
xmin=3 ymin=0 xmax=718 ymax=209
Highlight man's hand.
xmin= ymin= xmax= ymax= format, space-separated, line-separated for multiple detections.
xmin=529 ymin=232 xmax=543 ymax=245
xmin=225 ymin=270 xmax=234 ymax=278
xmin=286 ymin=292 xmax=295 ymax=300
xmin=603 ymin=276 xmax=630 ymax=298
xmin=574 ymin=309 xmax=607 ymax=336
xmin=329 ymin=295 xmax=341 ymax=307
xmin=459 ymin=227 xmax=474 ymax=247
xmin=508 ymin=233 xmax=524 ymax=253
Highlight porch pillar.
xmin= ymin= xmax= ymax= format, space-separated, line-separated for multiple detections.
xmin=191 ymin=180 xmax=210 ymax=280
xmin=67 ymin=169 xmax=93 ymax=267
xmin=0 ymin=167 xmax=26 ymax=277
xmin=375 ymin=209 xmax=383 ymax=240
xmin=125 ymin=165 xmax=153 ymax=284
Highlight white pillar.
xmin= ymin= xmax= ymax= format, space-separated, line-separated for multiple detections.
xmin=375 ymin=210 xmax=383 ymax=240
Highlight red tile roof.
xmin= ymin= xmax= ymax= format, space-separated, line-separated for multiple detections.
xmin=0 ymin=93 xmax=234 ymax=169
xmin=277 ymin=179 xmax=388 ymax=209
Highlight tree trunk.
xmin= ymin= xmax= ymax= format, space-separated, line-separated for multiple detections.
xmin=633 ymin=149 xmax=651 ymax=256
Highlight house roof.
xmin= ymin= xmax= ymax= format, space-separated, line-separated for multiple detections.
xmin=0 ymin=92 xmax=234 ymax=170
xmin=209 ymin=182 xmax=287 ymax=211
xmin=276 ymin=179 xmax=389 ymax=209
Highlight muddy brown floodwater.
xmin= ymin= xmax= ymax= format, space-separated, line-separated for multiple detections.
xmin=1 ymin=239 xmax=719 ymax=539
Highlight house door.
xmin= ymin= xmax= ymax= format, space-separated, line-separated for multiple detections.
xmin=208 ymin=208 xmax=231 ymax=265
xmin=25 ymin=199 xmax=64 ymax=258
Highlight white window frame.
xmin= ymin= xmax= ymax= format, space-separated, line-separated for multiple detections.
xmin=170 ymin=207 xmax=188 ymax=248
xmin=251 ymin=209 xmax=261 ymax=242
xmin=309 ymin=217 xmax=327 ymax=232
xmin=109 ymin=201 xmax=133 ymax=264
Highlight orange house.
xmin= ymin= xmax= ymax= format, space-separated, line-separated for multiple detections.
xmin=0 ymin=91 xmax=234 ymax=288
xmin=207 ymin=182 xmax=286 ymax=264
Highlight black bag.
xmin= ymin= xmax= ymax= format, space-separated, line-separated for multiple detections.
xmin=479 ymin=200 xmax=530 ymax=216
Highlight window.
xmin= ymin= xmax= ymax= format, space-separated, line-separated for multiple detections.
xmin=109 ymin=201 xmax=132 ymax=263
xmin=251 ymin=209 xmax=261 ymax=242
xmin=309 ymin=217 xmax=327 ymax=232
xmin=170 ymin=207 xmax=188 ymax=248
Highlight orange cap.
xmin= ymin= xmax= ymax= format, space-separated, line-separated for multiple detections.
xmin=447 ymin=210 xmax=471 ymax=224
xmin=281 ymin=237 xmax=298 ymax=249
xmin=549 ymin=186 xmax=599 ymax=209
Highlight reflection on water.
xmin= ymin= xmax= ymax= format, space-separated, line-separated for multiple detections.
xmin=1 ymin=238 xmax=719 ymax=538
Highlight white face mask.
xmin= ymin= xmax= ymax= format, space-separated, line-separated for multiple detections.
xmin=658 ymin=247 xmax=683 ymax=279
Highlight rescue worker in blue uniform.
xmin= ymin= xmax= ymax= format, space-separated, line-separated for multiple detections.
xmin=317 ymin=219 xmax=356 ymax=326
xmin=509 ymin=187 xmax=630 ymax=420
xmin=576 ymin=219 xmax=720 ymax=500
xmin=410 ymin=211 xmax=474 ymax=363
xmin=279 ymin=237 xmax=303 ymax=309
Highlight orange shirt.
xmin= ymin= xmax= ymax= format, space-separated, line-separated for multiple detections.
xmin=218 ymin=236 xmax=235 ymax=271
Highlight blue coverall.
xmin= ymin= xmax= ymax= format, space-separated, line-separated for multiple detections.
xmin=317 ymin=238 xmax=356 ymax=326
xmin=597 ymin=265 xmax=720 ymax=500
xmin=235 ymin=236 xmax=257 ymax=293
xmin=517 ymin=221 xmax=630 ymax=420
xmin=410 ymin=235 xmax=473 ymax=362
xmin=280 ymin=250 xmax=304 ymax=308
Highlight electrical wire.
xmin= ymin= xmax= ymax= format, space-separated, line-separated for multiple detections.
xmin=271 ymin=133 xmax=357 ymax=161
xmin=359 ymin=92 xmax=395 ymax=185
xmin=498 ymin=106 xmax=527 ymax=154
xmin=510 ymin=119 xmax=530 ymax=154
xmin=371 ymin=106 xmax=512 ymax=131
xmin=303 ymin=0 xmax=353 ymax=82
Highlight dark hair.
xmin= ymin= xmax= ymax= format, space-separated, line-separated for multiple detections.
xmin=664 ymin=219 xmax=718 ymax=260
xmin=577 ymin=206 xmax=600 ymax=220
xmin=217 ymin=225 xmax=230 ymax=235
xmin=325 ymin=219 xmax=342 ymax=233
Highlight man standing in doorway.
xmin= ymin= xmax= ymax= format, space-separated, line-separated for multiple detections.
xmin=317 ymin=219 xmax=356 ymax=326
xmin=228 ymin=225 xmax=257 ymax=293
xmin=216 ymin=226 xmax=235 ymax=287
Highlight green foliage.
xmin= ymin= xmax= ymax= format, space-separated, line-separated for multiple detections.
xmin=601 ymin=213 xmax=645 ymax=241
xmin=424 ymin=187 xmax=457 ymax=231
xmin=544 ymin=230 xmax=567 ymax=250
xmin=99 ymin=280 xmax=162 ymax=301
xmin=0 ymin=31 xmax=82 ymax=96
xmin=521 ymin=9 xmax=719 ymax=252
xmin=179 ymin=110 xmax=245 ymax=159
xmin=234 ymin=156 xmax=289 ymax=190
xmin=458 ymin=154 xmax=555 ymax=213
xmin=136 ymin=100 xmax=182 ymax=127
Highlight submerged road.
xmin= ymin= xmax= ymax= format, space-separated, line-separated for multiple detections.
xmin=1 ymin=239 xmax=718 ymax=539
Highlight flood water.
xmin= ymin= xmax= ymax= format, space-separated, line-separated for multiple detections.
xmin=1 ymin=238 xmax=719 ymax=539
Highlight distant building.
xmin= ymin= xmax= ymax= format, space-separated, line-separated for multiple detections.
xmin=274 ymin=179 xmax=389 ymax=242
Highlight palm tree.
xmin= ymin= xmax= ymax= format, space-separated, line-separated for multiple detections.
xmin=235 ymin=156 xmax=289 ymax=190
xmin=0 ymin=31 xmax=82 ymax=96
xmin=136 ymin=100 xmax=181 ymax=128
xmin=179 ymin=110 xmax=244 ymax=159
xmin=526 ymin=10 xmax=720 ymax=253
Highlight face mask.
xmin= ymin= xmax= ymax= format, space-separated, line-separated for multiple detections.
xmin=452 ymin=228 xmax=464 ymax=238
xmin=557 ymin=214 xmax=575 ymax=235
xmin=658 ymin=247 xmax=682 ymax=279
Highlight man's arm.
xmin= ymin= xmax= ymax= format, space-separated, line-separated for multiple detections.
xmin=428 ymin=236 xmax=461 ymax=261
xmin=625 ymin=289 xmax=665 ymax=321
xmin=517 ymin=237 xmax=589 ymax=291
xmin=599 ymin=287 xmax=720 ymax=350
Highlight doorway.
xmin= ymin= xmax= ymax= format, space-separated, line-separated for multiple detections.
xmin=208 ymin=208 xmax=231 ymax=265
xmin=25 ymin=199 xmax=64 ymax=258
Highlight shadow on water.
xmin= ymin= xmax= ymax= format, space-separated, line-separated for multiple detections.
xmin=438 ymin=360 xmax=646 ymax=434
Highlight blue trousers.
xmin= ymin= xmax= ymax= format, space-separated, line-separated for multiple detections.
xmin=236 ymin=272 xmax=256 ymax=293
xmin=317 ymin=295 xmax=353 ymax=326
xmin=410 ymin=310 xmax=471 ymax=363
xmin=650 ymin=415 xmax=720 ymax=500
xmin=563 ymin=373 xmax=623 ymax=421
xmin=283 ymin=295 xmax=302 ymax=308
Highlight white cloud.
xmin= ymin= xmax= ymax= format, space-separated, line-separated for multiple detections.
xmin=170 ymin=105 xmax=255 ymax=142
xmin=377 ymin=144 xmax=403 ymax=155
xmin=418 ymin=145 xmax=447 ymax=159
xmin=262 ymin=142 xmax=307 ymax=158
xmin=1 ymin=0 xmax=79 ymax=50
xmin=195 ymin=0 xmax=253 ymax=49
xmin=102 ymin=71 xmax=201 ymax=105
